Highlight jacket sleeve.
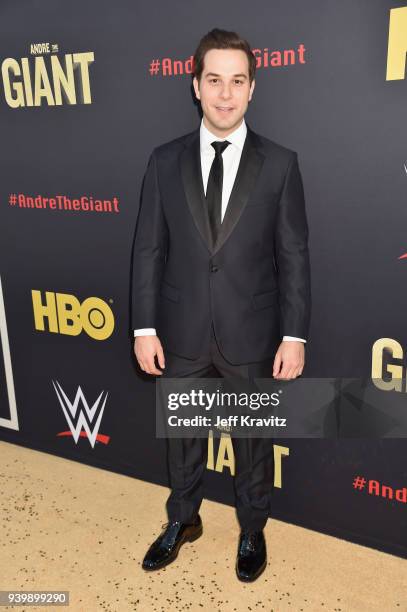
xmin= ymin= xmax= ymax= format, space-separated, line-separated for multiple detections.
xmin=274 ymin=152 xmax=311 ymax=340
xmin=131 ymin=149 xmax=168 ymax=331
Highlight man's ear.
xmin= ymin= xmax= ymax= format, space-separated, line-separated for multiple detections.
xmin=248 ymin=78 xmax=255 ymax=102
xmin=192 ymin=76 xmax=200 ymax=100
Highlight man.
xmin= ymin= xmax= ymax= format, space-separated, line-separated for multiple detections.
xmin=131 ymin=28 xmax=311 ymax=582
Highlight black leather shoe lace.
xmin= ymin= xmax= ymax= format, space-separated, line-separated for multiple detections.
xmin=239 ymin=532 xmax=259 ymax=556
xmin=159 ymin=521 xmax=182 ymax=549
xmin=161 ymin=520 xmax=184 ymax=530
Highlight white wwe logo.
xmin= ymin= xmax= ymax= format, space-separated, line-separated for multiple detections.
xmin=52 ymin=380 xmax=109 ymax=448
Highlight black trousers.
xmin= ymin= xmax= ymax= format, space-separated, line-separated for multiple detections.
xmin=162 ymin=323 xmax=276 ymax=531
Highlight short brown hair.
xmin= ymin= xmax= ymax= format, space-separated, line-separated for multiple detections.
xmin=193 ymin=28 xmax=256 ymax=84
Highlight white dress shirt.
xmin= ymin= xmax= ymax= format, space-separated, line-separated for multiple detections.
xmin=134 ymin=118 xmax=305 ymax=343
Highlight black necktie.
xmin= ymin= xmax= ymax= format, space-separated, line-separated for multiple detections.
xmin=206 ymin=140 xmax=231 ymax=244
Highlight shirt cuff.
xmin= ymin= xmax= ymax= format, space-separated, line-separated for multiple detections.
xmin=134 ymin=328 xmax=157 ymax=337
xmin=282 ymin=336 xmax=306 ymax=343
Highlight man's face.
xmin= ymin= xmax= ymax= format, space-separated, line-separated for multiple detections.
xmin=193 ymin=48 xmax=255 ymax=137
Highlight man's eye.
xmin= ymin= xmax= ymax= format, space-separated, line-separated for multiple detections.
xmin=209 ymin=78 xmax=243 ymax=84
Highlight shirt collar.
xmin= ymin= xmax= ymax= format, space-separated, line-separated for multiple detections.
xmin=200 ymin=117 xmax=247 ymax=153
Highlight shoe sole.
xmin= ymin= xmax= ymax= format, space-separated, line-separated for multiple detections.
xmin=142 ymin=524 xmax=203 ymax=571
xmin=235 ymin=557 xmax=267 ymax=582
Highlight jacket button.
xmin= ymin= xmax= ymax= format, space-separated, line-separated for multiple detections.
xmin=211 ymin=265 xmax=219 ymax=273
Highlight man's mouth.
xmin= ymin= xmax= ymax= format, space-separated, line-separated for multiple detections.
xmin=215 ymin=106 xmax=234 ymax=113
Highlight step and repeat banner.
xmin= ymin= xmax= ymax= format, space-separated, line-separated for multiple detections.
xmin=0 ymin=1 xmax=406 ymax=558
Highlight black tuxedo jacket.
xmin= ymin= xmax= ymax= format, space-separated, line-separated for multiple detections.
xmin=131 ymin=123 xmax=311 ymax=365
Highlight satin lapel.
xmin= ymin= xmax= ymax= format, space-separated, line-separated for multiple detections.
xmin=213 ymin=127 xmax=265 ymax=255
xmin=180 ymin=129 xmax=214 ymax=252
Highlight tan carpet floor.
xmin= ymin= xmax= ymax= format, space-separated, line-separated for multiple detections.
xmin=0 ymin=440 xmax=405 ymax=612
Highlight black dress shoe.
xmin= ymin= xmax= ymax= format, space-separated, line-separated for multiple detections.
xmin=235 ymin=529 xmax=267 ymax=582
xmin=142 ymin=514 xmax=203 ymax=571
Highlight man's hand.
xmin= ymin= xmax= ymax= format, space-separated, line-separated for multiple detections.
xmin=273 ymin=340 xmax=304 ymax=380
xmin=134 ymin=335 xmax=165 ymax=376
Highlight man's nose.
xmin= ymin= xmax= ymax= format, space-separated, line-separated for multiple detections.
xmin=219 ymin=85 xmax=232 ymax=99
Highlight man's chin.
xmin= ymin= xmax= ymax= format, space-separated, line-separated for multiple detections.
xmin=207 ymin=114 xmax=242 ymax=133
